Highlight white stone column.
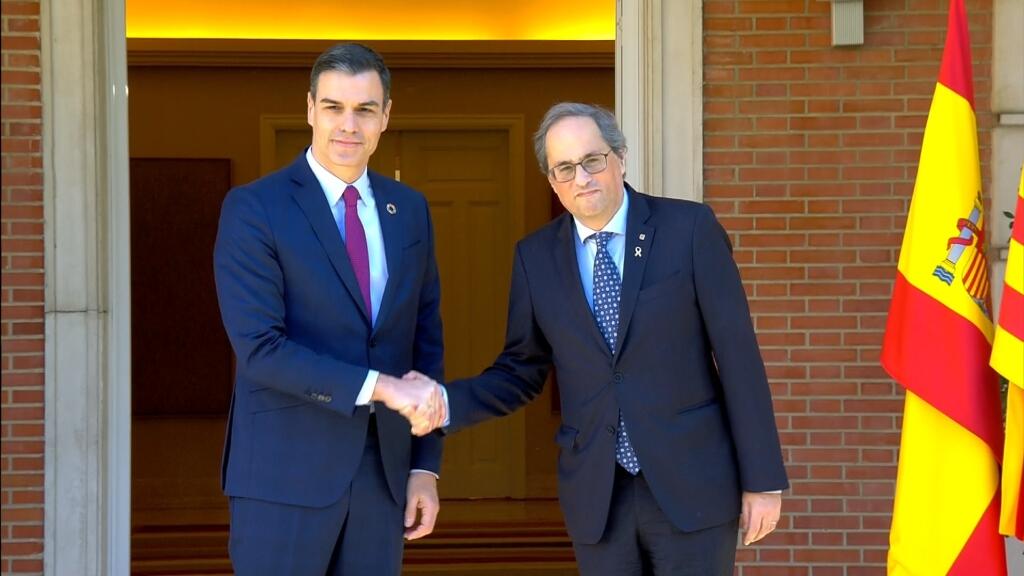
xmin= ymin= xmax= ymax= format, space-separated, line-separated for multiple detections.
xmin=616 ymin=0 xmax=703 ymax=200
xmin=41 ymin=0 xmax=131 ymax=573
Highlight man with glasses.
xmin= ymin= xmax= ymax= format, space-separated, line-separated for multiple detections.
xmin=405 ymin=102 xmax=787 ymax=574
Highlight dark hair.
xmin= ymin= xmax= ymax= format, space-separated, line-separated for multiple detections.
xmin=533 ymin=102 xmax=627 ymax=174
xmin=310 ymin=43 xmax=391 ymax=102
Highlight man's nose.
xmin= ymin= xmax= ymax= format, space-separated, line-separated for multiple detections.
xmin=339 ymin=110 xmax=358 ymax=132
xmin=573 ymin=164 xmax=592 ymax=186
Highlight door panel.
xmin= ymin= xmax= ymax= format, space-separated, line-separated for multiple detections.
xmin=398 ymin=130 xmax=524 ymax=498
xmin=130 ymin=158 xmax=233 ymax=417
xmin=130 ymin=158 xmax=234 ymax=527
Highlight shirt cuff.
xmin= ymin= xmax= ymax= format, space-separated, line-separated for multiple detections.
xmin=410 ymin=469 xmax=439 ymax=480
xmin=355 ymin=369 xmax=380 ymax=406
xmin=440 ymin=385 xmax=451 ymax=428
xmin=762 ymin=490 xmax=783 ymax=494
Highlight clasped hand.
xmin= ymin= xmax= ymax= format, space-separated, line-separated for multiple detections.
xmin=372 ymin=371 xmax=446 ymax=435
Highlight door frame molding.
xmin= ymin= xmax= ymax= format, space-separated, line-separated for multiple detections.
xmin=42 ymin=0 xmax=132 ymax=573
xmin=617 ymin=0 xmax=703 ymax=201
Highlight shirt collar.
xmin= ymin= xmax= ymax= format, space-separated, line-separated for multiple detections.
xmin=305 ymin=147 xmax=375 ymax=209
xmin=573 ymin=190 xmax=629 ymax=244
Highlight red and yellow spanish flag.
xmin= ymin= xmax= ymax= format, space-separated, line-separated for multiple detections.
xmin=882 ymin=0 xmax=1007 ymax=573
xmin=992 ymin=167 xmax=1023 ymax=540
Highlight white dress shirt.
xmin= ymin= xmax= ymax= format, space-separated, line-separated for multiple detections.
xmin=306 ymin=149 xmax=386 ymax=406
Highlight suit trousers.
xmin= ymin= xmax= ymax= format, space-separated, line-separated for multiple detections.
xmin=573 ymin=465 xmax=739 ymax=576
xmin=229 ymin=416 xmax=404 ymax=576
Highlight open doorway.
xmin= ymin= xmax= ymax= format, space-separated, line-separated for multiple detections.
xmin=124 ymin=10 xmax=614 ymax=574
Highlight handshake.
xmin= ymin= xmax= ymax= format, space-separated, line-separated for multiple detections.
xmin=372 ymin=371 xmax=447 ymax=436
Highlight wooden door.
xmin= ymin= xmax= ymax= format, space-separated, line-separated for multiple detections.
xmin=130 ymin=158 xmax=235 ymax=526
xmin=393 ymin=130 xmax=524 ymax=498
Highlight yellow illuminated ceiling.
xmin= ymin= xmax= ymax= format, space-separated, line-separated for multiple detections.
xmin=126 ymin=1 xmax=616 ymax=40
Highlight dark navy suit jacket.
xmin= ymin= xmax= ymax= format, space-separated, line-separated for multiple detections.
xmin=214 ymin=153 xmax=444 ymax=509
xmin=446 ymin=187 xmax=787 ymax=544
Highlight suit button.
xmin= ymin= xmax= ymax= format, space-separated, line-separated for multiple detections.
xmin=369 ymin=338 xmax=377 ymax=348
xmin=613 ymin=373 xmax=623 ymax=383
xmin=606 ymin=425 xmax=616 ymax=435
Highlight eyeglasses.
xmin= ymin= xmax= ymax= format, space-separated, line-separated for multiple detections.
xmin=547 ymin=150 xmax=614 ymax=183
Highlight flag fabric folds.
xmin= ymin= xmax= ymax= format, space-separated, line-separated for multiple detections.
xmin=881 ymin=0 xmax=1007 ymax=573
xmin=992 ymin=167 xmax=1024 ymax=540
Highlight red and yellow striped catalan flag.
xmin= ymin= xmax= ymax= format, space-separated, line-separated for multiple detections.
xmin=992 ymin=166 xmax=1023 ymax=540
xmin=881 ymin=0 xmax=1007 ymax=573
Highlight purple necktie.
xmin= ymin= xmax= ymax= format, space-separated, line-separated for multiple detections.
xmin=342 ymin=185 xmax=372 ymax=316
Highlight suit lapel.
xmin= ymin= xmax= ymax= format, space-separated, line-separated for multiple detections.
xmin=368 ymin=172 xmax=405 ymax=335
xmin=614 ymin=187 xmax=653 ymax=358
xmin=288 ymin=155 xmax=371 ymax=324
xmin=553 ymin=214 xmax=612 ymax=357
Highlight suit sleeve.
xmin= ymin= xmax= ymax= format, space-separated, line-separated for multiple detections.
xmin=445 ymin=244 xmax=553 ymax=432
xmin=692 ymin=204 xmax=789 ymax=492
xmin=410 ymin=199 xmax=445 ymax=473
xmin=213 ymin=186 xmax=368 ymax=416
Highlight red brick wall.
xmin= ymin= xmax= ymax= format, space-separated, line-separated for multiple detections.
xmin=1 ymin=0 xmax=45 ymax=574
xmin=703 ymin=0 xmax=993 ymax=574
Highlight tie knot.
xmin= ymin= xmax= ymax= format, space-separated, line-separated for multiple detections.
xmin=342 ymin=185 xmax=360 ymax=208
xmin=591 ymin=231 xmax=614 ymax=250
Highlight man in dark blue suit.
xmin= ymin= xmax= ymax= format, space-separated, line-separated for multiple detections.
xmin=214 ymin=43 xmax=447 ymax=575
xmin=407 ymin=103 xmax=788 ymax=575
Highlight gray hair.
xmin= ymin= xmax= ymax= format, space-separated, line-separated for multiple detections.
xmin=532 ymin=102 xmax=627 ymax=174
xmin=310 ymin=43 xmax=391 ymax=103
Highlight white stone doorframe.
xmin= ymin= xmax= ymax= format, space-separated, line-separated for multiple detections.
xmin=617 ymin=0 xmax=703 ymax=201
xmin=42 ymin=0 xmax=131 ymax=573
xmin=40 ymin=0 xmax=697 ymax=573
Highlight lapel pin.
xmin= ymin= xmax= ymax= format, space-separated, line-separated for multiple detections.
xmin=386 ymin=203 xmax=397 ymax=215
xmin=634 ymin=246 xmax=643 ymax=258
xmin=639 ymin=233 xmax=646 ymax=241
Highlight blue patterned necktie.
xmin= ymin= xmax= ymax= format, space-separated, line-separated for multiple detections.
xmin=590 ymin=232 xmax=641 ymax=475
